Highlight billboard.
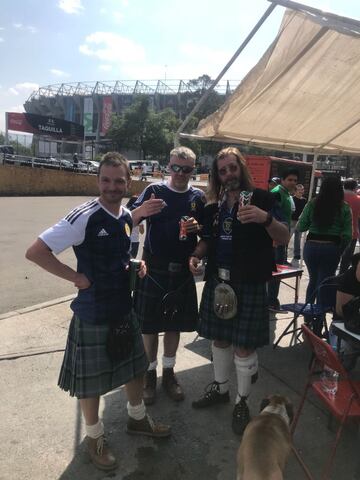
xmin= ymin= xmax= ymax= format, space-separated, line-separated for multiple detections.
xmin=83 ymin=97 xmax=93 ymax=135
xmin=101 ymin=96 xmax=112 ymax=136
xmin=6 ymin=112 xmax=84 ymax=140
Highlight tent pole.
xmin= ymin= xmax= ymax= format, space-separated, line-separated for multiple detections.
xmin=308 ymin=153 xmax=318 ymax=200
xmin=174 ymin=3 xmax=277 ymax=147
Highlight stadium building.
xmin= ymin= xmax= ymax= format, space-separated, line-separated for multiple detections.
xmin=24 ymin=79 xmax=237 ymax=158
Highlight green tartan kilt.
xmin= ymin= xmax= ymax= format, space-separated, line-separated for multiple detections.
xmin=58 ymin=312 xmax=148 ymax=399
xmin=198 ymin=276 xmax=269 ymax=349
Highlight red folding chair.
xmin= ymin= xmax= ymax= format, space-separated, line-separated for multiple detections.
xmin=291 ymin=324 xmax=360 ymax=480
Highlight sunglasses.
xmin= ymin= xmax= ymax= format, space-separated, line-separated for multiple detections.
xmin=170 ymin=164 xmax=194 ymax=174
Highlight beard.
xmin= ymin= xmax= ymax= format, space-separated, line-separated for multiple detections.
xmin=224 ymin=178 xmax=241 ymax=191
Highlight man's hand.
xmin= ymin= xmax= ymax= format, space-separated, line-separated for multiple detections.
xmin=138 ymin=260 xmax=147 ymax=278
xmin=140 ymin=193 xmax=166 ymax=217
xmin=237 ymin=205 xmax=267 ymax=224
xmin=189 ymin=256 xmax=203 ymax=275
xmin=184 ymin=217 xmax=202 ymax=234
xmin=74 ymin=273 xmax=91 ymax=289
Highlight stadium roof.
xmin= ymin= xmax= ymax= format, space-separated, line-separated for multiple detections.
xmin=26 ymin=80 xmax=239 ymax=101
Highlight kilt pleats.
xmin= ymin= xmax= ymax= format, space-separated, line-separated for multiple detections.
xmin=58 ymin=312 xmax=148 ymax=398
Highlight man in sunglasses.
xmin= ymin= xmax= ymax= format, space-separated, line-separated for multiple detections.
xmin=131 ymin=146 xmax=205 ymax=405
xmin=189 ymin=147 xmax=289 ymax=435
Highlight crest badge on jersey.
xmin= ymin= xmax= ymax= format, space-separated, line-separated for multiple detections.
xmin=190 ymin=201 xmax=197 ymax=212
xmin=125 ymin=223 xmax=131 ymax=237
xmin=223 ymin=217 xmax=233 ymax=235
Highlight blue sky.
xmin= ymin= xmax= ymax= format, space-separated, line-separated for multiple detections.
xmin=1 ymin=0 xmax=360 ymax=134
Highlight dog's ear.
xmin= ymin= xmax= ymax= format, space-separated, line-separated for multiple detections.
xmin=260 ymin=398 xmax=270 ymax=412
xmin=285 ymin=403 xmax=294 ymax=424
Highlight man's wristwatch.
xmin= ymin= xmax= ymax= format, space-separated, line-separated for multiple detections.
xmin=260 ymin=212 xmax=273 ymax=227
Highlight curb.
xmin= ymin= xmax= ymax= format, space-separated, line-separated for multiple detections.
xmin=0 ymin=294 xmax=75 ymax=321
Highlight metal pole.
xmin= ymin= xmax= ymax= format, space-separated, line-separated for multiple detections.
xmin=308 ymin=153 xmax=318 ymax=200
xmin=174 ymin=3 xmax=277 ymax=146
xmin=268 ymin=0 xmax=360 ymax=29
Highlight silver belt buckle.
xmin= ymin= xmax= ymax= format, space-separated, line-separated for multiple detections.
xmin=218 ymin=268 xmax=230 ymax=281
xmin=168 ymin=262 xmax=182 ymax=273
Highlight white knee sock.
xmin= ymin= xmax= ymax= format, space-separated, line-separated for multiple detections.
xmin=234 ymin=352 xmax=258 ymax=403
xmin=212 ymin=343 xmax=233 ymax=394
xmin=127 ymin=400 xmax=146 ymax=420
xmin=85 ymin=420 xmax=104 ymax=439
xmin=148 ymin=360 xmax=158 ymax=371
xmin=162 ymin=355 xmax=175 ymax=369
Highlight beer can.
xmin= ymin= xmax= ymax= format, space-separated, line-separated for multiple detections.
xmin=129 ymin=259 xmax=141 ymax=291
xmin=239 ymin=191 xmax=253 ymax=207
xmin=179 ymin=216 xmax=189 ymax=241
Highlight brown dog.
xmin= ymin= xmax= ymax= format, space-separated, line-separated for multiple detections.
xmin=237 ymin=395 xmax=294 ymax=480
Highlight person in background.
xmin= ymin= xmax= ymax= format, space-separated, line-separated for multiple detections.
xmin=297 ymin=176 xmax=352 ymax=309
xmin=290 ymin=183 xmax=307 ymax=267
xmin=189 ymin=146 xmax=289 ymax=435
xmin=268 ymin=168 xmax=299 ymax=312
xmin=25 ymin=152 xmax=171 ymax=471
xmin=131 ymin=146 xmax=204 ymax=406
xmin=126 ymin=195 xmax=145 ymax=258
xmin=140 ymin=162 xmax=147 ymax=181
xmin=73 ymin=152 xmax=79 ymax=171
xmin=339 ymin=178 xmax=360 ymax=273
xmin=336 ymin=253 xmax=360 ymax=370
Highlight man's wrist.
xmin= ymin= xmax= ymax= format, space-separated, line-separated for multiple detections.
xmin=190 ymin=252 xmax=201 ymax=260
xmin=260 ymin=212 xmax=273 ymax=227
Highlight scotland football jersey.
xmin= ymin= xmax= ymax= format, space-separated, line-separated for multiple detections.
xmin=40 ymin=199 xmax=133 ymax=324
xmin=132 ymin=182 xmax=205 ymax=263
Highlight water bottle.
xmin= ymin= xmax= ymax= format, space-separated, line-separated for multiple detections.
xmin=321 ymin=365 xmax=339 ymax=396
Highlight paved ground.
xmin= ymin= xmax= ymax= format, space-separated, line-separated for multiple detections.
xmin=1 ymin=196 xmax=360 ymax=479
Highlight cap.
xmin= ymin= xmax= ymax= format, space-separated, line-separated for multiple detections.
xmin=269 ymin=177 xmax=280 ymax=184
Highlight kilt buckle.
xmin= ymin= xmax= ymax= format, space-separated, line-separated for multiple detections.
xmin=168 ymin=262 xmax=183 ymax=273
xmin=218 ymin=268 xmax=230 ymax=281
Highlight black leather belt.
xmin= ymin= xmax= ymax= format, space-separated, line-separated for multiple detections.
xmin=143 ymin=250 xmax=187 ymax=273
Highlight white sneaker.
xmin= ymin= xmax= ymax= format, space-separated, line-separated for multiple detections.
xmin=291 ymin=259 xmax=300 ymax=268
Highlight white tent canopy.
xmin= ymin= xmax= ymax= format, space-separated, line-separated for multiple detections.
xmin=182 ymin=5 xmax=360 ymax=156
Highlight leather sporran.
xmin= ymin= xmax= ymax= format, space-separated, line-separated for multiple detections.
xmin=343 ymin=296 xmax=360 ymax=335
xmin=213 ymin=282 xmax=237 ymax=320
xmin=106 ymin=319 xmax=134 ymax=363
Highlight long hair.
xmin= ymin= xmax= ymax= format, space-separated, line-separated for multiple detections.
xmin=207 ymin=147 xmax=254 ymax=203
xmin=313 ymin=176 xmax=344 ymax=228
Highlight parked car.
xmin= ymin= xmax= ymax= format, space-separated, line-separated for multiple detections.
xmin=83 ymin=160 xmax=99 ymax=173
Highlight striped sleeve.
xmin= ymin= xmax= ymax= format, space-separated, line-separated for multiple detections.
xmin=40 ymin=200 xmax=98 ymax=254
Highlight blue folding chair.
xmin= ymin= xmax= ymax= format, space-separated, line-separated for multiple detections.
xmin=273 ymin=275 xmax=342 ymax=349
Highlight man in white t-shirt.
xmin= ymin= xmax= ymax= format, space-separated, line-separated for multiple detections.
xmin=25 ymin=152 xmax=170 ymax=471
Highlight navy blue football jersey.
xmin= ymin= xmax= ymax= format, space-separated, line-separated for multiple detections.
xmin=40 ymin=199 xmax=133 ymax=324
xmin=132 ymin=182 xmax=205 ymax=263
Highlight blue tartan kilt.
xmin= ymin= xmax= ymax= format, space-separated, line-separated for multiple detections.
xmin=198 ymin=276 xmax=269 ymax=349
xmin=134 ymin=266 xmax=199 ymax=334
xmin=58 ymin=311 xmax=148 ymax=399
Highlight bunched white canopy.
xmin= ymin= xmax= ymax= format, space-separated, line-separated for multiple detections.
xmin=180 ymin=1 xmax=360 ymax=156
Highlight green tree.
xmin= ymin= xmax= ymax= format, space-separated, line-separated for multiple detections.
xmin=108 ymin=97 xmax=181 ymax=162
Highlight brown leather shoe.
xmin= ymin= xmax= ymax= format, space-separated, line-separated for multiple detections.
xmin=86 ymin=435 xmax=117 ymax=471
xmin=143 ymin=370 xmax=157 ymax=405
xmin=126 ymin=414 xmax=171 ymax=438
xmin=162 ymin=368 xmax=185 ymax=401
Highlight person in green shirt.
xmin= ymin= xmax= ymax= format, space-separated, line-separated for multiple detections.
xmin=297 ymin=175 xmax=352 ymax=309
xmin=268 ymin=168 xmax=299 ymax=312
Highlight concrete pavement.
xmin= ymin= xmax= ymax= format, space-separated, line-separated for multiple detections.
xmin=1 ymin=275 xmax=360 ymax=480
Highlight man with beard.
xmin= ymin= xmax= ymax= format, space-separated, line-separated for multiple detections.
xmin=26 ymin=152 xmax=170 ymax=472
xmin=189 ymin=147 xmax=289 ymax=435
xmin=131 ymin=146 xmax=204 ymax=405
